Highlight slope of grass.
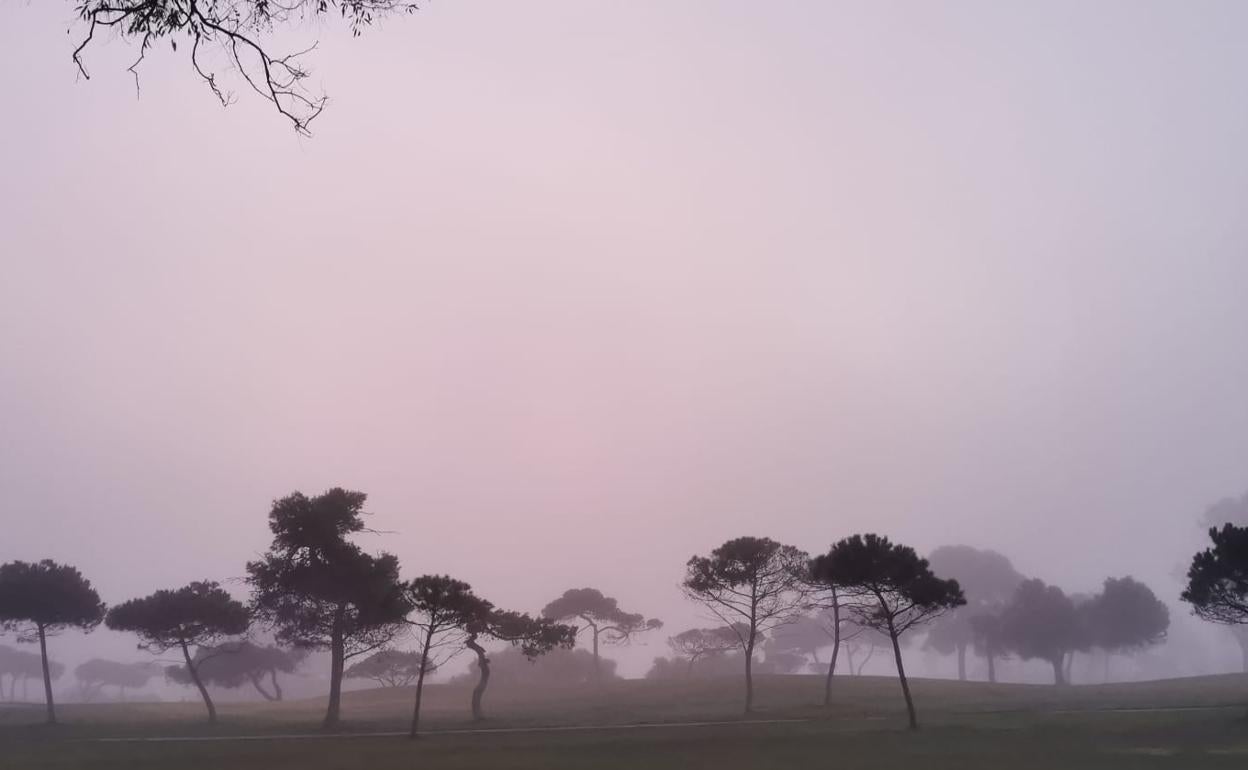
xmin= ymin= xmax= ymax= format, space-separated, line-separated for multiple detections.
xmin=2 ymin=674 xmax=1246 ymax=769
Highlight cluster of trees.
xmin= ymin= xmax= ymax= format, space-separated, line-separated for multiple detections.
xmin=654 ymin=538 xmax=1176 ymax=728
xmin=0 ymin=645 xmax=63 ymax=702
xmin=673 ymin=534 xmax=965 ymax=728
xmin=73 ymin=658 xmax=159 ymax=702
xmin=0 ymin=489 xmax=585 ymax=734
xmin=4 ymin=484 xmax=1248 ymax=735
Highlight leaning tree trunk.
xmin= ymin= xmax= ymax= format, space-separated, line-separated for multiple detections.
xmin=180 ymin=640 xmax=217 ymax=723
xmin=886 ymin=619 xmax=918 ymax=730
xmin=323 ymin=605 xmax=346 ymax=730
xmin=466 ymin=633 xmax=491 ymax=721
xmin=824 ymin=596 xmax=842 ymax=707
xmin=409 ymin=626 xmax=436 ymax=739
xmin=37 ymin=625 xmax=56 ymax=725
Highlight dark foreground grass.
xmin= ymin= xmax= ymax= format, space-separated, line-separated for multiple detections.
xmin=6 ymin=713 xmax=1248 ymax=770
xmin=2 ymin=674 xmax=1247 ymax=769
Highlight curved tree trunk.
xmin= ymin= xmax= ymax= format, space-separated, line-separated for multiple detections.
xmin=181 ymin=640 xmax=217 ymax=723
xmin=38 ymin=624 xmax=56 ymax=725
xmin=886 ymin=619 xmax=918 ymax=730
xmin=466 ymin=633 xmax=490 ymax=721
xmin=323 ymin=604 xmax=346 ymax=730
xmin=249 ymin=673 xmax=278 ymax=701
xmin=409 ymin=626 xmax=436 ymax=739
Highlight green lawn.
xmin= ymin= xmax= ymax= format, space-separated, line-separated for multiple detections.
xmin=2 ymin=674 xmax=1246 ymax=768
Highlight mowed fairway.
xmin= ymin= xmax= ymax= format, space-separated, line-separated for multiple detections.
xmin=2 ymin=674 xmax=1247 ymax=768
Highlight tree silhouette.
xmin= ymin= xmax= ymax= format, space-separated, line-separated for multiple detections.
xmin=463 ymin=607 xmax=575 ymax=721
xmin=541 ymin=588 xmax=661 ymax=681
xmin=683 ymin=537 xmax=810 ymax=713
xmin=168 ymin=641 xmax=303 ymax=700
xmin=0 ymin=560 xmax=106 ymax=724
xmin=246 ymin=488 xmax=411 ymax=729
xmin=106 ymin=581 xmax=249 ymax=723
xmin=404 ymin=575 xmax=486 ymax=739
xmin=811 ymin=534 xmax=964 ymax=729
xmin=1182 ymin=523 xmax=1248 ymax=687
xmin=999 ymin=578 xmax=1082 ymax=685
xmin=1183 ymin=524 xmax=1248 ymax=625
xmin=344 ymin=649 xmax=429 ymax=688
xmin=70 ymin=1 xmax=420 ymax=134
xmin=1195 ymin=497 xmax=1248 ymax=671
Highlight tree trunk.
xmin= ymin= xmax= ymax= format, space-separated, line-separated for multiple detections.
xmin=409 ymin=626 xmax=435 ymax=739
xmin=270 ymin=668 xmax=283 ymax=701
xmin=1051 ymin=656 xmax=1066 ymax=686
xmin=181 ymin=640 xmax=217 ymax=723
xmin=956 ymin=643 xmax=967 ymax=681
xmin=37 ymin=624 xmax=56 ymax=725
xmin=986 ymin=653 xmax=996 ymax=684
xmin=466 ymin=633 xmax=490 ymax=721
xmin=886 ymin=618 xmax=918 ymax=730
xmin=824 ymin=597 xmax=841 ymax=707
xmin=323 ymin=604 xmax=346 ymax=730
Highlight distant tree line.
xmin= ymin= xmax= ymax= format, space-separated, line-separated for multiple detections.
xmin=1 ymin=484 xmax=1246 ymax=734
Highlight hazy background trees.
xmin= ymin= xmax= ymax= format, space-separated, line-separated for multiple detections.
xmin=541 ymin=589 xmax=661 ymax=682
xmin=73 ymin=658 xmax=158 ymax=702
xmin=922 ymin=545 xmax=1024 ymax=682
xmin=168 ymin=641 xmax=304 ymax=701
xmin=0 ymin=645 xmax=63 ymax=702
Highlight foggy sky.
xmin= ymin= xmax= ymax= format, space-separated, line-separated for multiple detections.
xmin=3 ymin=1 xmax=1248 ymax=677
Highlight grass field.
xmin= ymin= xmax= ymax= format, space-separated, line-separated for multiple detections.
xmin=2 ymin=673 xmax=1247 ymax=768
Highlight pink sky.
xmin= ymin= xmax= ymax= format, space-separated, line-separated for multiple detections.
xmin=3 ymin=1 xmax=1248 ymax=676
